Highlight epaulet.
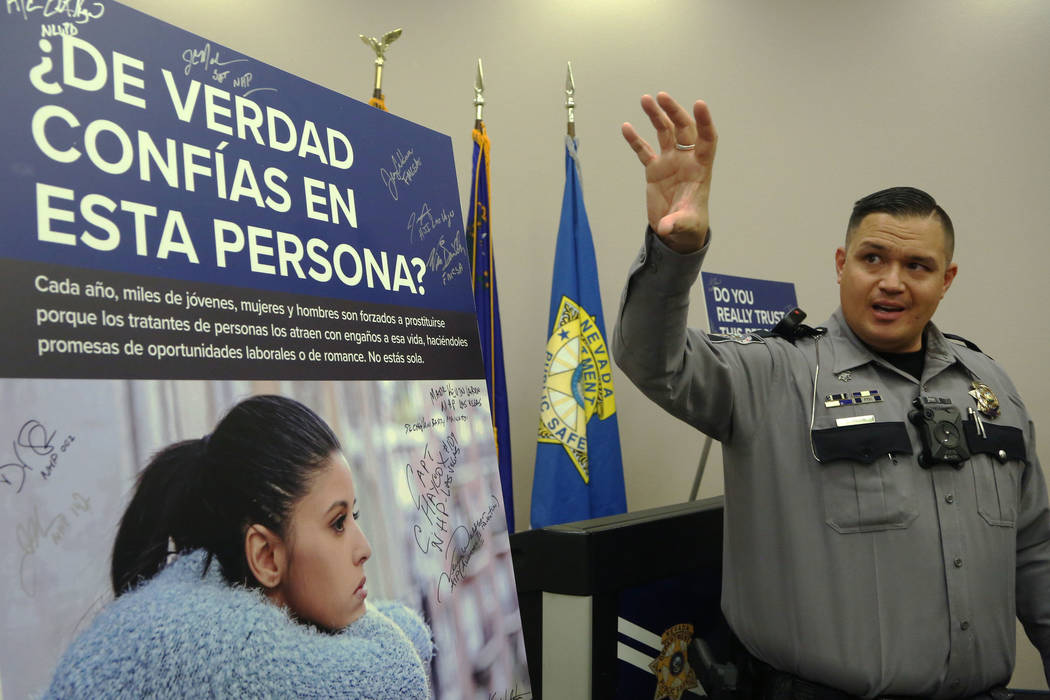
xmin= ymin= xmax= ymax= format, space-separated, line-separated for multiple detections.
xmin=753 ymin=325 xmax=826 ymax=345
xmin=943 ymin=333 xmax=984 ymax=355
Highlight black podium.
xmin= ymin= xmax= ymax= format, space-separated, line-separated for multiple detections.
xmin=510 ymin=497 xmax=730 ymax=700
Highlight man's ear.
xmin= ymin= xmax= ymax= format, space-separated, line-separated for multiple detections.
xmin=941 ymin=262 xmax=958 ymax=298
xmin=244 ymin=523 xmax=286 ymax=589
xmin=835 ymin=247 xmax=846 ymax=283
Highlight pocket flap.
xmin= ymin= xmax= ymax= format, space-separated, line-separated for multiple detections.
xmin=812 ymin=422 xmax=912 ymax=464
xmin=964 ymin=421 xmax=1027 ymax=462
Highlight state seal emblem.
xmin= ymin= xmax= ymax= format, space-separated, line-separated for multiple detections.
xmin=538 ymin=296 xmax=616 ymax=483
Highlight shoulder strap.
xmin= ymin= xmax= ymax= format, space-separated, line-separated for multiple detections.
xmin=943 ymin=332 xmax=984 ymax=354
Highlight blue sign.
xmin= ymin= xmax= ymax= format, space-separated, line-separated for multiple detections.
xmin=1 ymin=2 xmax=482 ymax=380
xmin=700 ymin=271 xmax=798 ymax=335
xmin=1 ymin=4 xmax=470 ymax=312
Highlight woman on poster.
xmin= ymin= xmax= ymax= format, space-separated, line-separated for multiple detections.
xmin=45 ymin=394 xmax=433 ymax=698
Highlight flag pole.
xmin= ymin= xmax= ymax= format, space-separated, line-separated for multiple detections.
xmin=474 ymin=58 xmax=485 ymax=130
xmin=359 ymin=28 xmax=401 ymax=111
xmin=564 ymin=61 xmax=575 ymax=138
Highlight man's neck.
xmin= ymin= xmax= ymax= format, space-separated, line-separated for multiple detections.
xmin=875 ymin=344 xmax=925 ymax=380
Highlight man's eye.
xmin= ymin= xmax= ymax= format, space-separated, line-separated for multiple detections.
xmin=332 ymin=514 xmax=347 ymax=532
xmin=863 ymin=254 xmax=880 ymax=264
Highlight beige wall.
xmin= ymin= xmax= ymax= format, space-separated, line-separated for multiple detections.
xmin=121 ymin=0 xmax=1050 ymax=688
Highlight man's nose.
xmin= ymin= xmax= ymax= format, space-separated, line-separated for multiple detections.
xmin=879 ymin=264 xmax=904 ymax=292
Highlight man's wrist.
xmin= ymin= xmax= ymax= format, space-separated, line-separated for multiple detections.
xmin=646 ymin=226 xmax=711 ymax=257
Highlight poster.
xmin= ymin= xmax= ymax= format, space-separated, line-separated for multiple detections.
xmin=0 ymin=3 xmax=530 ymax=698
xmin=700 ymin=271 xmax=798 ymax=335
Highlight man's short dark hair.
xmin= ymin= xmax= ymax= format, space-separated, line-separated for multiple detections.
xmin=846 ymin=186 xmax=955 ymax=261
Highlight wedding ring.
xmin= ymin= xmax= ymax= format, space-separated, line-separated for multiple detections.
xmin=675 ymin=142 xmax=696 ymax=151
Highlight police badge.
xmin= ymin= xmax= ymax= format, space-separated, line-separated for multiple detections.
xmin=649 ymin=623 xmax=699 ymax=700
xmin=968 ymin=380 xmax=1001 ymax=419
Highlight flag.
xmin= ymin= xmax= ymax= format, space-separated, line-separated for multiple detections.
xmin=466 ymin=122 xmax=515 ymax=532
xmin=531 ymin=137 xmax=627 ymax=528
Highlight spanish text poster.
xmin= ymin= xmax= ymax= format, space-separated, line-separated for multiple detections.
xmin=701 ymin=271 xmax=798 ymax=335
xmin=0 ymin=3 xmax=529 ymax=699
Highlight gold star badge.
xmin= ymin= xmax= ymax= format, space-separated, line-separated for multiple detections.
xmin=649 ymin=623 xmax=698 ymax=700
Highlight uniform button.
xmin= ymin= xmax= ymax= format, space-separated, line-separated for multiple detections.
xmin=945 ymin=494 xmax=955 ymax=504
xmin=961 ymin=621 xmax=970 ymax=630
xmin=998 ymin=449 xmax=1008 ymax=461
xmin=954 ymin=558 xmax=964 ymax=568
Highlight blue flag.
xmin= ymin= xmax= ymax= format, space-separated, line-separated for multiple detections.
xmin=466 ymin=123 xmax=515 ymax=532
xmin=531 ymin=138 xmax=627 ymax=528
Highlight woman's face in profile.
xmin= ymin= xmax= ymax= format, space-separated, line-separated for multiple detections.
xmin=276 ymin=451 xmax=372 ymax=630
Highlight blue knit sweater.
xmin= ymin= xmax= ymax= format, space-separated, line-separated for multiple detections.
xmin=45 ymin=550 xmax=433 ymax=698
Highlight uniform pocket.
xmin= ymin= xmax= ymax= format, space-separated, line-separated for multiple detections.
xmin=812 ymin=422 xmax=917 ymax=533
xmin=966 ymin=421 xmax=1026 ymax=527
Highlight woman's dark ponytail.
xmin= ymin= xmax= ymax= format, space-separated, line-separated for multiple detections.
xmin=110 ymin=395 xmax=339 ymax=596
xmin=110 ymin=439 xmax=211 ymax=595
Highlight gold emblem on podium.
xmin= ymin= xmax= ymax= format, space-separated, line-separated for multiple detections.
xmin=649 ymin=623 xmax=699 ymax=700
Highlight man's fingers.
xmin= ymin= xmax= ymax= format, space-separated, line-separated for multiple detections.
xmin=656 ymin=92 xmax=697 ymax=148
xmin=640 ymin=93 xmax=676 ymax=152
xmin=692 ymin=99 xmax=717 ymax=150
xmin=622 ymin=122 xmax=656 ymax=166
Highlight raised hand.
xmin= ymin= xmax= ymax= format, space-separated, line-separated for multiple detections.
xmin=622 ymin=92 xmax=717 ymax=253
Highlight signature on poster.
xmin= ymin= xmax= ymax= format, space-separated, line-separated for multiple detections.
xmin=407 ymin=202 xmax=457 ymax=244
xmin=16 ymin=492 xmax=92 ymax=596
xmin=406 ymin=432 xmax=460 ymax=556
xmin=6 ymin=0 xmax=105 ymax=25
xmin=1 ymin=419 xmax=75 ymax=494
xmin=380 ymin=147 xmax=422 ymax=200
xmin=179 ymin=42 xmax=276 ymax=97
xmin=437 ymin=494 xmax=499 ymax=602
xmin=425 ymin=231 xmax=466 ymax=287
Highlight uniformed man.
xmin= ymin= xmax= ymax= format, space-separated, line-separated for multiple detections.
xmin=612 ymin=92 xmax=1050 ymax=698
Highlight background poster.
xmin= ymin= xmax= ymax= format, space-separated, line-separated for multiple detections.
xmin=700 ymin=271 xmax=798 ymax=336
xmin=0 ymin=3 xmax=529 ymax=698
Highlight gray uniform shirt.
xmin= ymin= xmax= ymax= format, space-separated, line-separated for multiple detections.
xmin=612 ymin=231 xmax=1050 ymax=698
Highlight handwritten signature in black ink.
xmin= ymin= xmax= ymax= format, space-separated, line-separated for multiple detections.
xmin=1 ymin=419 xmax=74 ymax=493
xmin=489 ymin=685 xmax=532 ymax=700
xmin=408 ymin=433 xmax=460 ymax=556
xmin=380 ymin=148 xmax=422 ymax=201
xmin=437 ymin=494 xmax=499 ymax=602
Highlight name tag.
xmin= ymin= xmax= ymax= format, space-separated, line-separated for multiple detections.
xmin=836 ymin=414 xmax=876 ymax=427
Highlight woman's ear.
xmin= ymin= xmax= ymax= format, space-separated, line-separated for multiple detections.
xmin=244 ymin=523 xmax=286 ymax=590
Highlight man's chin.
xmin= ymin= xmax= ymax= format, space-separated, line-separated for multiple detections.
xmin=860 ymin=327 xmax=921 ymax=354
